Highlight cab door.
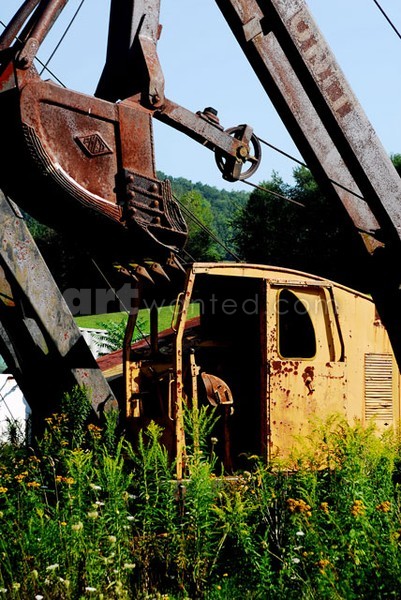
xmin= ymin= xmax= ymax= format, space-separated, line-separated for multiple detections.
xmin=267 ymin=283 xmax=347 ymax=460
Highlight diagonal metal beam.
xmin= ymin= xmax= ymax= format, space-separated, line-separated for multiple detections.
xmin=0 ymin=189 xmax=117 ymax=427
xmin=215 ymin=0 xmax=401 ymax=368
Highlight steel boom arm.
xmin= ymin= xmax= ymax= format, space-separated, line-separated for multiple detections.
xmin=214 ymin=0 xmax=401 ymax=368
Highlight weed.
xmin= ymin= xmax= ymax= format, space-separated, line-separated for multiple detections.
xmin=1 ymin=410 xmax=401 ymax=598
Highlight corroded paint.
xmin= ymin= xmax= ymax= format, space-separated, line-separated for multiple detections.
xmin=181 ymin=263 xmax=401 ymax=463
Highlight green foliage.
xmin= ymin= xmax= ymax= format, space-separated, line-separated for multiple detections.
xmin=231 ymin=166 xmax=369 ymax=290
xmin=60 ymin=385 xmax=92 ymax=448
xmin=0 ymin=417 xmax=133 ymax=598
xmin=184 ymin=402 xmax=220 ymax=460
xmin=2 ymin=409 xmax=401 ymax=598
xmin=179 ymin=190 xmax=222 ymax=261
xmin=76 ymin=304 xmax=200 ymax=334
xmin=94 ymin=314 xmax=147 ymax=354
xmin=102 ymin=408 xmax=120 ymax=455
xmin=158 ymin=171 xmax=248 ymax=260
xmin=391 ymin=153 xmax=401 ymax=177
xmin=24 ymin=213 xmax=102 ymax=296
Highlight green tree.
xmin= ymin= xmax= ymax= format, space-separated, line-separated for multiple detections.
xmin=391 ymin=153 xmax=401 ymax=176
xmin=232 ymin=166 xmax=369 ymax=290
xmin=179 ymin=190 xmax=223 ymax=261
xmin=24 ymin=213 xmax=104 ymax=297
xmin=157 ymin=170 xmax=249 ymax=257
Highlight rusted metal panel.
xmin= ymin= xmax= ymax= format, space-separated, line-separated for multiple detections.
xmin=96 ymin=0 xmax=164 ymax=105
xmin=20 ymin=79 xmax=119 ymax=203
xmin=0 ymin=77 xmax=188 ymax=263
xmin=269 ymin=360 xmax=347 ymax=459
xmin=0 ymin=0 xmax=189 ymax=265
xmin=118 ymin=101 xmax=156 ymax=178
xmin=267 ymin=284 xmax=347 ymax=459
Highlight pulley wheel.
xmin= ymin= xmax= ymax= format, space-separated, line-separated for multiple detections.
xmin=215 ymin=126 xmax=262 ymax=181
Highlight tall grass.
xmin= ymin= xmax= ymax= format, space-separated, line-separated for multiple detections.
xmin=1 ymin=398 xmax=401 ymax=599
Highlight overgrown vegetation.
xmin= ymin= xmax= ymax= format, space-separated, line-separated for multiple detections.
xmin=1 ymin=393 xmax=401 ymax=599
xmin=92 ymin=314 xmax=142 ymax=354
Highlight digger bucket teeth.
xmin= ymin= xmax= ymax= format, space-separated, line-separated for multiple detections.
xmin=129 ymin=263 xmax=155 ymax=284
xmin=145 ymin=261 xmax=170 ymax=281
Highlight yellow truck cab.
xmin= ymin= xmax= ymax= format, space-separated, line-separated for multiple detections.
xmin=102 ymin=262 xmax=400 ymax=474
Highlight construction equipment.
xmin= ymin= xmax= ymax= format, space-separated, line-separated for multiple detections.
xmin=101 ymin=263 xmax=400 ymax=474
xmin=1 ymin=1 xmax=401 ymax=471
xmin=0 ymin=0 xmax=260 ymax=424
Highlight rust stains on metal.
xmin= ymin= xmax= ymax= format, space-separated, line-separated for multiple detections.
xmin=302 ymin=366 xmax=315 ymax=382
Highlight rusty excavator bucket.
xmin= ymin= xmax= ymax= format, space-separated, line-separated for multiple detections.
xmin=0 ymin=0 xmax=259 ymax=434
xmin=0 ymin=0 xmax=188 ymax=267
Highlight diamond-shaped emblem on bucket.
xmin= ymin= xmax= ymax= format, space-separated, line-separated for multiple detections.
xmin=75 ymin=133 xmax=113 ymax=157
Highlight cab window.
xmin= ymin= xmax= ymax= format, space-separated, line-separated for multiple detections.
xmin=278 ymin=289 xmax=316 ymax=359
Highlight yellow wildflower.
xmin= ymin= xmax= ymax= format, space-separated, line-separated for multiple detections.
xmin=317 ymin=558 xmax=330 ymax=573
xmin=376 ymin=501 xmax=391 ymax=513
xmin=27 ymin=481 xmax=40 ymax=488
xmin=88 ymin=424 xmax=102 ymax=439
xmin=319 ymin=502 xmax=329 ymax=514
xmin=350 ymin=499 xmax=366 ymax=517
xmin=287 ymin=498 xmax=312 ymax=516
xmin=0 ymin=487 xmax=8 ymax=494
xmin=55 ymin=476 xmax=75 ymax=485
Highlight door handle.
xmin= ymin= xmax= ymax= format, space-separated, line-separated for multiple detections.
xmin=304 ymin=377 xmax=315 ymax=394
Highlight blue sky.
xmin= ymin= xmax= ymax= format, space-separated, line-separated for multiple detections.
xmin=2 ymin=0 xmax=400 ymax=191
